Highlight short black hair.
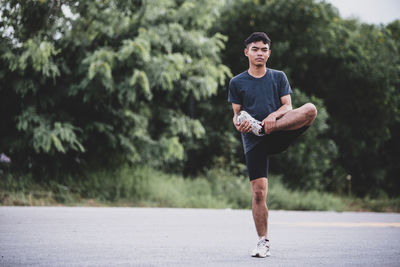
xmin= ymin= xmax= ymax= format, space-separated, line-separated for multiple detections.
xmin=244 ymin=32 xmax=271 ymax=48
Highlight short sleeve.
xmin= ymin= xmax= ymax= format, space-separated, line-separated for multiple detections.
xmin=228 ymin=79 xmax=242 ymax=104
xmin=279 ymin=71 xmax=292 ymax=97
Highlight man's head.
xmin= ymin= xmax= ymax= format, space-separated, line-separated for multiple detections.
xmin=244 ymin=32 xmax=271 ymax=68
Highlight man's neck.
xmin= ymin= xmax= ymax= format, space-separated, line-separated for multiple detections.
xmin=248 ymin=66 xmax=267 ymax=78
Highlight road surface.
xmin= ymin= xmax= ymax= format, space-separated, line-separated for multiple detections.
xmin=0 ymin=207 xmax=399 ymax=266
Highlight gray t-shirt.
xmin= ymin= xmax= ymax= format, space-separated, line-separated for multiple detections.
xmin=228 ymin=68 xmax=292 ymax=153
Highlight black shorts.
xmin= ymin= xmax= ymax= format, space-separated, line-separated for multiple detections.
xmin=245 ymin=126 xmax=309 ymax=181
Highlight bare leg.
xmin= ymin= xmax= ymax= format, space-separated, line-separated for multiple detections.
xmin=274 ymin=103 xmax=317 ymax=132
xmin=251 ymin=178 xmax=269 ymax=239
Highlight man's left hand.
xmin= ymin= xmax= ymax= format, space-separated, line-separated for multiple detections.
xmin=262 ymin=113 xmax=277 ymax=134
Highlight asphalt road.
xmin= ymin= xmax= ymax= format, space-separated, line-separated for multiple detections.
xmin=0 ymin=207 xmax=399 ymax=267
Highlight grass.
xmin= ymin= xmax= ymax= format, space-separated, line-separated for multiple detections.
xmin=0 ymin=166 xmax=399 ymax=212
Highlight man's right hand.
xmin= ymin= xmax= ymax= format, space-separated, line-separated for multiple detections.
xmin=233 ymin=116 xmax=252 ymax=133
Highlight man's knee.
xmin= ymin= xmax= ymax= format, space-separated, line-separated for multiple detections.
xmin=252 ymin=184 xmax=267 ymax=204
xmin=304 ymin=103 xmax=317 ymax=123
xmin=253 ymin=190 xmax=266 ymax=203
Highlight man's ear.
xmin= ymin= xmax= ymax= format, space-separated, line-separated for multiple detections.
xmin=244 ymin=48 xmax=248 ymax=57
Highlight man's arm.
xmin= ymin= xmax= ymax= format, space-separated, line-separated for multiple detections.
xmin=232 ymin=103 xmax=251 ymax=133
xmin=262 ymin=94 xmax=292 ymax=133
xmin=270 ymin=94 xmax=292 ymax=119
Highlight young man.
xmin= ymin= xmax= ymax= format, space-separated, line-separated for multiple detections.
xmin=228 ymin=32 xmax=317 ymax=257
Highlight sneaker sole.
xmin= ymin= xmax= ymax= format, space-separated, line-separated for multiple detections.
xmin=251 ymin=252 xmax=271 ymax=258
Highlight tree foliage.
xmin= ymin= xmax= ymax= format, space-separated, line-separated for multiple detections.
xmin=0 ymin=0 xmax=230 ymax=179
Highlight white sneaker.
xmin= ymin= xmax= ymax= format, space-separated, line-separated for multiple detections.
xmin=251 ymin=238 xmax=271 ymax=258
xmin=237 ymin=111 xmax=265 ymax=136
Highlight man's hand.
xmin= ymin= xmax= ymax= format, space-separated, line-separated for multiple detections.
xmin=262 ymin=113 xmax=277 ymax=134
xmin=233 ymin=115 xmax=252 ymax=133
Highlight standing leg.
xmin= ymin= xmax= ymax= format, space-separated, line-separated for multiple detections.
xmin=246 ymin=140 xmax=271 ymax=257
xmin=251 ymin=177 xmax=269 ymax=239
xmin=250 ymin=177 xmax=271 ymax=257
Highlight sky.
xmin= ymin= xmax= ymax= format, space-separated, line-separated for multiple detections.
xmin=324 ymin=0 xmax=400 ymax=24
xmin=60 ymin=1 xmax=399 ymax=25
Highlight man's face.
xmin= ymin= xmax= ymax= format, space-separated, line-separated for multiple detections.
xmin=244 ymin=41 xmax=271 ymax=67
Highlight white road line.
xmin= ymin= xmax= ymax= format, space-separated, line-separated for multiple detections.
xmin=271 ymin=222 xmax=400 ymax=228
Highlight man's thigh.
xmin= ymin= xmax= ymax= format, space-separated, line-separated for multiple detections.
xmin=245 ymin=141 xmax=270 ymax=181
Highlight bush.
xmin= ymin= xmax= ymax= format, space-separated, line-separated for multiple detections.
xmin=1 ymin=166 xmax=350 ymax=211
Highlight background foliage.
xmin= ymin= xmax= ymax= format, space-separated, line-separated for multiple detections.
xmin=1 ymin=0 xmax=230 ymax=178
xmin=1 ymin=0 xmax=399 ymax=199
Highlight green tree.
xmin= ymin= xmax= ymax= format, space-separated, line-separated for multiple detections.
xmin=0 ymin=0 xmax=230 ymax=180
xmin=382 ymin=20 xmax=400 ymax=196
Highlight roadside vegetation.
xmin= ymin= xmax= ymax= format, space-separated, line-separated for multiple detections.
xmin=1 ymin=167 xmax=398 ymax=212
